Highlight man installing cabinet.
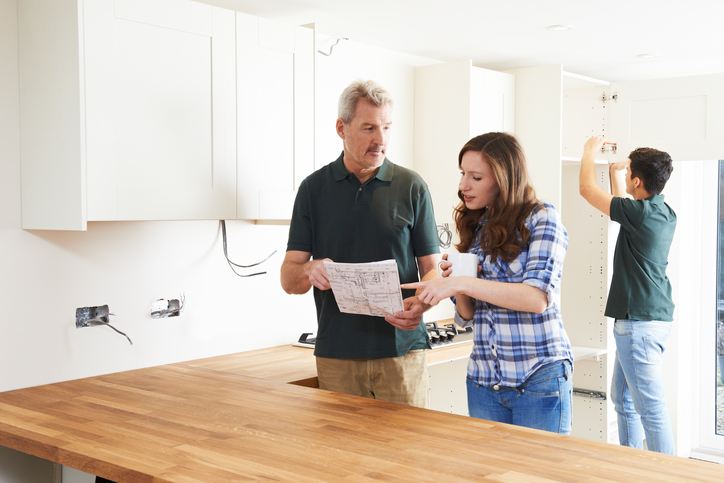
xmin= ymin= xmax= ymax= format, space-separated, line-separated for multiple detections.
xmin=281 ymin=79 xmax=440 ymax=408
xmin=578 ymin=135 xmax=676 ymax=454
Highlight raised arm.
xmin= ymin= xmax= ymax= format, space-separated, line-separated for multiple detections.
xmin=579 ymin=135 xmax=613 ymax=216
xmin=609 ymin=160 xmax=631 ymax=199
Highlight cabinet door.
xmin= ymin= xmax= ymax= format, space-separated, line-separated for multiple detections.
xmin=609 ymin=73 xmax=724 ymax=163
xmin=236 ymin=13 xmax=314 ymax=220
xmin=84 ymin=0 xmax=236 ymax=221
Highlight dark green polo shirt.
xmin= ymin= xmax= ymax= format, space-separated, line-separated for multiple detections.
xmin=287 ymin=153 xmax=440 ymax=358
xmin=606 ymin=195 xmax=676 ymax=321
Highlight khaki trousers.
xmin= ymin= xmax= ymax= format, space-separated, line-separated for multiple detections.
xmin=316 ymin=349 xmax=429 ymax=408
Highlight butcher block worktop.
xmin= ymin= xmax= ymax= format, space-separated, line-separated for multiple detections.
xmin=0 ymin=345 xmax=722 ymax=482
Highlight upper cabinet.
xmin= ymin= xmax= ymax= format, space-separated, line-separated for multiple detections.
xmin=235 ymin=13 xmax=314 ymax=221
xmin=414 ymin=61 xmax=515 ymax=230
xmin=512 ymin=66 xmax=724 ymax=208
xmin=19 ymin=0 xmax=237 ymax=230
xmin=18 ymin=1 xmax=314 ymax=230
xmin=607 ymin=73 xmax=724 ymax=163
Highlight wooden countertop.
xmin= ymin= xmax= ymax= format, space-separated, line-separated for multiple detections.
xmin=0 ymin=346 xmax=722 ymax=482
xmin=180 ymin=341 xmax=475 ymax=385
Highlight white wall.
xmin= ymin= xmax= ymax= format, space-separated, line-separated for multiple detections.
xmin=313 ymin=33 xmax=435 ymax=170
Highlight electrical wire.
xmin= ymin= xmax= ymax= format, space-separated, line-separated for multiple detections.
xmin=317 ymin=37 xmax=348 ymax=56
xmin=88 ymin=313 xmax=133 ymax=345
xmin=437 ymin=223 xmax=452 ymax=249
xmin=220 ymin=220 xmax=277 ymax=277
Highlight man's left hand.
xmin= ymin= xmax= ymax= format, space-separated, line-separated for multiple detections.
xmin=385 ymin=296 xmax=425 ymax=330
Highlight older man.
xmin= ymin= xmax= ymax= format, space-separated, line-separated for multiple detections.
xmin=281 ymin=80 xmax=440 ymax=407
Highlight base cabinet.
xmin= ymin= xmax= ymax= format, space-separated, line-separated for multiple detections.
xmin=428 ymin=357 xmax=469 ymax=416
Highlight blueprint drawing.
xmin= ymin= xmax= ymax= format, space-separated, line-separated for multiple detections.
xmin=323 ymin=260 xmax=404 ymax=317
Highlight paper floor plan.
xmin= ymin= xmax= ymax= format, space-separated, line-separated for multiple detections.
xmin=323 ymin=260 xmax=404 ymax=316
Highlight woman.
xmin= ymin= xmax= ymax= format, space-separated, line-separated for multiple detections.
xmin=402 ymin=132 xmax=573 ymax=434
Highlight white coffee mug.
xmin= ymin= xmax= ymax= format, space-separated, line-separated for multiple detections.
xmin=437 ymin=253 xmax=478 ymax=278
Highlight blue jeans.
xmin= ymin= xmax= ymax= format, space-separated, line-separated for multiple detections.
xmin=466 ymin=360 xmax=573 ymax=434
xmin=612 ymin=320 xmax=674 ymax=454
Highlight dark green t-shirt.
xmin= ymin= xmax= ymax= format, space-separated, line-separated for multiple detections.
xmin=287 ymin=153 xmax=440 ymax=358
xmin=606 ymin=195 xmax=676 ymax=321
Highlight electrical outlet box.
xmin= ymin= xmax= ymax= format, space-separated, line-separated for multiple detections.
xmin=151 ymin=298 xmax=182 ymax=318
xmin=76 ymin=305 xmax=109 ymax=328
xmin=167 ymin=299 xmax=181 ymax=316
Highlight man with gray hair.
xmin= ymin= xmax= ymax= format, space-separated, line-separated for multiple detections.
xmin=281 ymin=79 xmax=440 ymax=407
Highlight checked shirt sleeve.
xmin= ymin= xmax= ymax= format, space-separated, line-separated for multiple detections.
xmin=521 ymin=203 xmax=568 ymax=309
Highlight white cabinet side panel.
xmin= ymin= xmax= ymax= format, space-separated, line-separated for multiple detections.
xmin=18 ymin=0 xmax=86 ymax=230
xmin=414 ymin=61 xmax=473 ymax=228
xmin=469 ymin=67 xmax=515 ymax=136
xmin=562 ymin=86 xmax=612 ymax=160
xmin=237 ymin=12 xmax=295 ymax=220
xmin=428 ymin=357 xmax=469 ymax=416
xmin=508 ymin=65 xmax=563 ymax=209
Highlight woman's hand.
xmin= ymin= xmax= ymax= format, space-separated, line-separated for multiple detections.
xmin=401 ymin=277 xmax=470 ymax=307
xmin=437 ymin=253 xmax=453 ymax=278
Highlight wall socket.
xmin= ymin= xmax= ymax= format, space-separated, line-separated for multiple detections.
xmin=151 ymin=298 xmax=182 ymax=318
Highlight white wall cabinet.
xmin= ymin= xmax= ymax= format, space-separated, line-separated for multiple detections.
xmin=514 ymin=66 xmax=724 ymax=444
xmin=414 ymin=61 xmax=515 ymax=230
xmin=236 ymin=13 xmax=314 ymax=220
xmin=19 ymin=2 xmax=314 ymax=229
xmin=19 ymin=0 xmax=237 ymax=230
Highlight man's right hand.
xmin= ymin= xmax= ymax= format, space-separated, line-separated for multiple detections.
xmin=281 ymin=251 xmax=332 ymax=294
xmin=306 ymin=258 xmax=332 ymax=291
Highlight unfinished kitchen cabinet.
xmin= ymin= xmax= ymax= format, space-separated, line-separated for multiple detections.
xmin=514 ymin=66 xmax=724 ymax=443
xmin=18 ymin=0 xmax=237 ymax=230
xmin=236 ymin=13 xmax=314 ymax=220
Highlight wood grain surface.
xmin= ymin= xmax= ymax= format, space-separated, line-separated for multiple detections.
xmin=0 ymin=359 xmax=723 ymax=482
xmin=181 ymin=344 xmax=320 ymax=386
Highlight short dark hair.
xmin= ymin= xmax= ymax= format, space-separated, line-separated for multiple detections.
xmin=628 ymin=147 xmax=673 ymax=195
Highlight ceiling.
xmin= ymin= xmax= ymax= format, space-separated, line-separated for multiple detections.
xmin=199 ymin=0 xmax=724 ymax=83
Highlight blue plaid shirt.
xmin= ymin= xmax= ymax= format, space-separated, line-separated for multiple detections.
xmin=454 ymin=202 xmax=572 ymax=387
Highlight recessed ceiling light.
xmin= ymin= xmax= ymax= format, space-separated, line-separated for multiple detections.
xmin=547 ymin=24 xmax=573 ymax=31
xmin=637 ymin=53 xmax=660 ymax=60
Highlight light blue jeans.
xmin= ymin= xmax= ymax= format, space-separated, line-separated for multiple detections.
xmin=612 ymin=319 xmax=675 ymax=454
xmin=466 ymin=360 xmax=573 ymax=434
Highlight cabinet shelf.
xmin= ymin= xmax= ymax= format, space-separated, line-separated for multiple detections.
xmin=572 ymin=345 xmax=607 ymax=362
xmin=562 ymin=156 xmax=609 ymax=166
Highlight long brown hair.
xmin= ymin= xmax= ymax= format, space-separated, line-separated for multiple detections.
xmin=454 ymin=132 xmax=541 ymax=263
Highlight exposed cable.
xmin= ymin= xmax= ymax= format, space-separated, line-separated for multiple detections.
xmin=102 ymin=316 xmax=133 ymax=345
xmin=437 ymin=223 xmax=452 ymax=249
xmin=317 ymin=37 xmax=348 ymax=56
xmin=93 ymin=313 xmax=133 ymax=345
xmin=220 ymin=220 xmax=277 ymax=277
